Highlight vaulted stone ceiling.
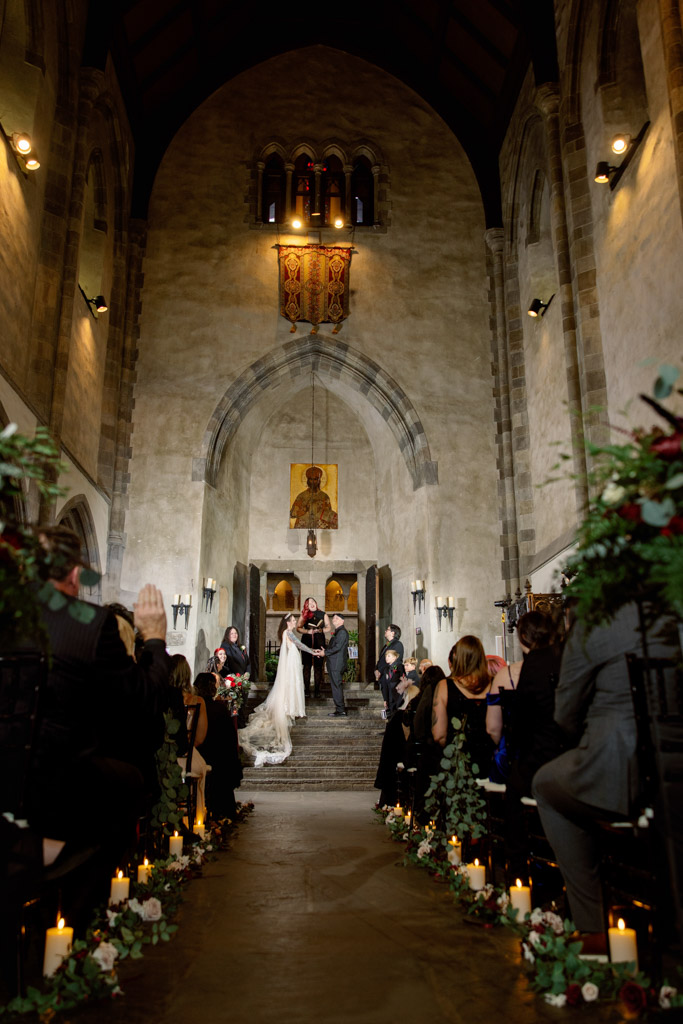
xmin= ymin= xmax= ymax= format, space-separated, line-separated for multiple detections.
xmin=92 ymin=1 xmax=559 ymax=223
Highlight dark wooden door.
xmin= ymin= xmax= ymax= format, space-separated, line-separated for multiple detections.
xmin=247 ymin=564 xmax=261 ymax=680
xmin=365 ymin=565 xmax=377 ymax=681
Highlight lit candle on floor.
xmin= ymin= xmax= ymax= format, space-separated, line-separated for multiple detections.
xmin=466 ymin=858 xmax=485 ymax=890
xmin=108 ymin=869 xmax=130 ymax=906
xmin=193 ymin=820 xmax=206 ymax=840
xmin=137 ymin=858 xmax=152 ymax=885
xmin=447 ymin=836 xmax=462 ymax=865
xmin=43 ymin=917 xmax=73 ymax=977
xmin=608 ymin=918 xmax=638 ymax=968
xmin=393 ymin=804 xmax=402 ymax=817
xmin=509 ymin=878 xmax=531 ymax=916
xmin=169 ymin=831 xmax=183 ymax=858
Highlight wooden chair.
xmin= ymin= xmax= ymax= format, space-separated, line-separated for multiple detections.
xmin=178 ymin=702 xmax=207 ymax=831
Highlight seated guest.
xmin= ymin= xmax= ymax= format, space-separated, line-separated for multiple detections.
xmin=486 ymin=654 xmax=507 ymax=680
xmin=486 ymin=611 xmax=565 ymax=881
xmin=194 ymin=673 xmax=243 ymax=820
xmin=431 ymin=635 xmax=494 ymax=778
xmin=532 ymin=604 xmax=676 ymax=950
xmin=207 ymin=646 xmax=229 ymax=678
xmin=220 ymin=626 xmax=250 ymax=675
xmin=168 ymin=655 xmax=209 ymax=822
xmin=378 ymin=648 xmax=401 ymax=716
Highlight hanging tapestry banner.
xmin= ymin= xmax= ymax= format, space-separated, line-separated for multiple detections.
xmin=278 ymin=245 xmax=352 ymax=332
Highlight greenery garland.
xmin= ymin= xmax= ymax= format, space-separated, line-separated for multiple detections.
xmin=423 ymin=716 xmax=488 ymax=843
xmin=150 ymin=712 xmax=188 ymax=839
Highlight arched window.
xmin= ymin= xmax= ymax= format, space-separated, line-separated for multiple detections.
xmin=348 ymin=581 xmax=358 ymax=612
xmin=325 ymin=578 xmax=344 ymax=612
xmin=273 ymin=579 xmax=295 ymax=611
xmin=262 ymin=152 xmax=285 ymax=224
xmin=351 ymin=156 xmax=374 ymax=225
xmin=322 ymin=154 xmax=344 ymax=225
xmin=292 ymin=153 xmax=314 ymax=223
xmin=57 ymin=496 xmax=101 ymax=602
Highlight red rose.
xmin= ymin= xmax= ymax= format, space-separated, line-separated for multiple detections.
xmin=565 ymin=984 xmax=582 ymax=1007
xmin=651 ymin=434 xmax=683 ymax=459
xmin=619 ymin=503 xmax=642 ymax=523
xmin=620 ymin=982 xmax=647 ymax=1016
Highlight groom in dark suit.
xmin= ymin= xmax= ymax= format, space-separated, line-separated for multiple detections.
xmin=323 ymin=613 xmax=348 ymax=717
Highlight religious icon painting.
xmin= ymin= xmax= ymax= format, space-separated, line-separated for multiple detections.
xmin=289 ymin=464 xmax=338 ymax=529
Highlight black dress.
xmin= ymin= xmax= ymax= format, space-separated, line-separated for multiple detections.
xmin=299 ymin=610 xmax=326 ymax=697
xmin=198 ymin=700 xmax=243 ymax=819
xmin=444 ymin=680 xmax=494 ymax=779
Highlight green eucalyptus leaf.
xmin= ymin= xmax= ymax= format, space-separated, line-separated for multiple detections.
xmin=641 ymin=497 xmax=676 ymax=526
xmin=665 ymin=473 xmax=683 ymax=490
xmin=47 ymin=589 xmax=67 ymax=611
xmin=68 ymin=600 xmax=98 ymax=624
xmin=79 ymin=568 xmax=102 ymax=586
xmin=654 ymin=364 xmax=680 ymax=398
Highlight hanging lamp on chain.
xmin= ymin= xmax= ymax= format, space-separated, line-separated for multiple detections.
xmin=307 ymin=370 xmax=317 ymax=558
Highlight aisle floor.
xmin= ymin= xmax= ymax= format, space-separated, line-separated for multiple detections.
xmin=76 ymin=791 xmax=585 ymax=1024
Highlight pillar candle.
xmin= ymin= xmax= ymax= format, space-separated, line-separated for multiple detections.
xmin=411 ymin=580 xmax=417 ymax=591
xmin=608 ymin=919 xmax=638 ymax=967
xmin=447 ymin=836 xmax=462 ymax=865
xmin=169 ymin=831 xmax=183 ymax=858
xmin=393 ymin=804 xmax=402 ymax=817
xmin=466 ymin=859 xmax=485 ymax=890
xmin=435 ymin=596 xmax=443 ymax=608
xmin=108 ymin=869 xmax=130 ymax=906
xmin=43 ymin=918 xmax=73 ymax=977
xmin=193 ymin=821 xmax=206 ymax=840
xmin=137 ymin=858 xmax=152 ymax=885
xmin=509 ymin=879 xmax=531 ymax=917
xmin=173 ymin=593 xmax=181 ymax=604
xmin=447 ymin=596 xmax=455 ymax=606
xmin=184 ymin=594 xmax=191 ymax=605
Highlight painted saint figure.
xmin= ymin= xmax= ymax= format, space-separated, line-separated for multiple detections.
xmin=289 ymin=466 xmax=338 ymax=529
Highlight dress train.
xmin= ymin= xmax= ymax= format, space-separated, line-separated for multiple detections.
xmin=239 ymin=631 xmax=306 ymax=766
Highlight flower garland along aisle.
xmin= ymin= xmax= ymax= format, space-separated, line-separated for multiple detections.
xmin=374 ymin=716 xmax=682 ymax=1015
xmin=0 ymin=804 xmax=254 ymax=1019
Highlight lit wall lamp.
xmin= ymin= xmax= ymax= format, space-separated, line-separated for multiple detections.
xmin=410 ymin=579 xmax=426 ymax=614
xmin=291 ymin=218 xmax=303 ymax=229
xmin=306 ymin=529 xmax=317 ymax=558
xmin=527 ymin=294 xmax=554 ymax=318
xmin=85 ymin=294 xmax=108 ymax=317
xmin=10 ymin=132 xmax=40 ymax=171
xmin=594 ymin=121 xmax=650 ymax=191
xmin=172 ymin=593 xmax=192 ymax=630
xmin=202 ymin=577 xmax=217 ymax=612
xmin=434 ymin=595 xmax=455 ymax=632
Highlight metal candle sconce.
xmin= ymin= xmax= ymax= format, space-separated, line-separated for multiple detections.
xmin=202 ymin=578 xmax=217 ymax=613
xmin=434 ymin=596 xmax=455 ymax=631
xmin=172 ymin=594 xmax=192 ymax=630
xmin=410 ymin=579 xmax=426 ymax=614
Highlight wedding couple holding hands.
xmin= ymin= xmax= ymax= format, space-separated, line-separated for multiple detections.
xmin=239 ymin=599 xmax=349 ymax=766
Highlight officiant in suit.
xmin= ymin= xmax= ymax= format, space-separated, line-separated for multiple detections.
xmin=322 ymin=613 xmax=348 ymax=717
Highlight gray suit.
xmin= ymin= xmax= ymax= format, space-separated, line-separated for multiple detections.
xmin=533 ymin=603 xmax=673 ymax=931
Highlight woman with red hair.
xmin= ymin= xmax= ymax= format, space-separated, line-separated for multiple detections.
xmin=296 ymin=597 xmax=327 ymax=698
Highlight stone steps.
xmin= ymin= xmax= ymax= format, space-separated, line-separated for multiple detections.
xmin=240 ymin=692 xmax=385 ymax=791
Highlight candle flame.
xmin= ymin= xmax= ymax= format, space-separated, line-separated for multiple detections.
xmin=474 ymin=858 xmax=479 ymax=867
xmin=198 ymin=819 xmax=203 ymax=827
xmin=57 ymin=918 xmax=65 ymax=930
xmin=117 ymin=869 xmax=123 ymax=880
xmin=618 ymin=918 xmax=625 ymax=931
xmin=516 ymin=879 xmax=522 ymax=888
xmin=143 ymin=857 xmax=149 ymax=866
xmin=174 ymin=830 xmax=178 ymax=837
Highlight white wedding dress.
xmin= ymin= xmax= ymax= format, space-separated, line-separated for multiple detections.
xmin=239 ymin=630 xmax=307 ymax=766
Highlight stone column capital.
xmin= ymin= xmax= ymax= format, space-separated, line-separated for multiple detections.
xmin=536 ymin=82 xmax=560 ymax=118
xmin=484 ymin=227 xmax=505 ymax=255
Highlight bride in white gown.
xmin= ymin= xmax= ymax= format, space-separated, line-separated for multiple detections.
xmin=239 ymin=613 xmax=312 ymax=766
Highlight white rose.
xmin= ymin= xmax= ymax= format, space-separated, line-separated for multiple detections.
xmin=581 ymin=982 xmax=599 ymax=1002
xmin=140 ymin=897 xmax=163 ymax=921
xmin=542 ymin=910 xmax=565 ymax=935
xmin=90 ymin=941 xmax=119 ymax=972
xmin=497 ymin=892 xmax=510 ymax=911
xmin=447 ymin=847 xmax=461 ymax=865
xmin=660 ymin=986 xmax=678 ymax=1009
xmin=127 ymin=898 xmax=143 ymax=916
xmin=601 ymin=481 xmax=627 ymax=505
xmin=544 ymin=993 xmax=567 ymax=1007
xmin=529 ymin=907 xmax=544 ymax=925
xmin=522 ymin=944 xmax=535 ymax=964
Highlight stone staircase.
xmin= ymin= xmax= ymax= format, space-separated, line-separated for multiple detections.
xmin=240 ymin=685 xmax=385 ymax=791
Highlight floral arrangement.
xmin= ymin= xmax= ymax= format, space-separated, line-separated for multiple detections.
xmin=217 ymin=672 xmax=251 ymax=714
xmin=557 ymin=364 xmax=683 ymax=627
xmin=423 ymin=716 xmax=488 ymax=843
xmin=0 ymin=806 xmax=254 ymax=1018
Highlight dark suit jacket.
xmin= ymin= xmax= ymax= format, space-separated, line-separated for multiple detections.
xmin=377 ymin=639 xmax=404 ymax=677
xmin=222 ymin=642 xmax=249 ymax=675
xmin=325 ymin=627 xmax=349 ymax=675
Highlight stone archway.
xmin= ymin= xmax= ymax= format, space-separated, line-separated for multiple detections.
xmin=197 ymin=336 xmax=438 ymax=490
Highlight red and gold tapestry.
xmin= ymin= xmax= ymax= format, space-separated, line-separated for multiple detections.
xmin=278 ymin=245 xmax=352 ymax=332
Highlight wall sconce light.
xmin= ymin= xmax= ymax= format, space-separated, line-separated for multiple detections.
xmin=527 ymin=294 xmax=554 ymax=318
xmin=86 ymin=295 xmax=108 ymax=313
xmin=202 ymin=578 xmax=216 ymax=612
xmin=23 ymin=151 xmax=40 ymax=170
xmin=410 ymin=579 xmax=426 ymax=614
xmin=306 ymin=529 xmax=317 ymax=558
xmin=291 ymin=218 xmax=303 ymax=229
xmin=594 ymin=122 xmax=650 ymax=191
xmin=334 ymin=217 xmax=344 ymax=229
xmin=172 ymin=593 xmax=192 ymax=630
xmin=434 ymin=596 xmax=455 ymax=631
xmin=10 ymin=132 xmax=32 ymax=155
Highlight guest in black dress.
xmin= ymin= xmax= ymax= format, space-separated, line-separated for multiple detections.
xmin=220 ymin=626 xmax=250 ymax=675
xmin=296 ymin=598 xmax=327 ymax=698
xmin=375 ymin=625 xmax=404 ymax=688
xmin=486 ymin=611 xmax=565 ymax=881
xmin=431 ymin=635 xmax=494 ymax=779
xmin=194 ymin=672 xmax=243 ymax=820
